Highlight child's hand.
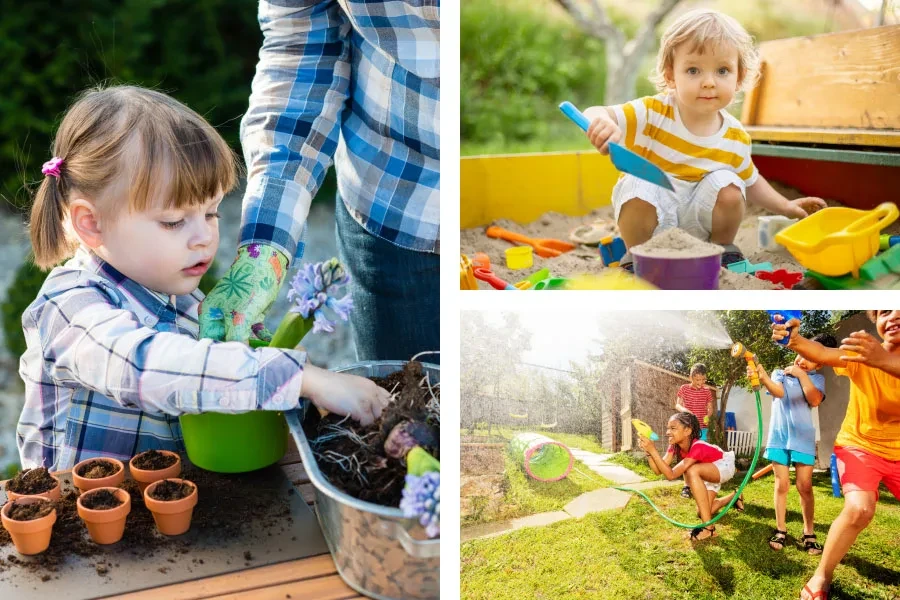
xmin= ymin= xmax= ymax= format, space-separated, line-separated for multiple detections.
xmin=587 ymin=117 xmax=622 ymax=155
xmin=783 ymin=197 xmax=826 ymax=219
xmin=783 ymin=365 xmax=807 ymax=379
xmin=772 ymin=316 xmax=801 ymax=345
xmin=637 ymin=435 xmax=655 ymax=453
xmin=746 ymin=363 xmax=764 ymax=379
xmin=840 ymin=330 xmax=890 ymax=369
xmin=301 ymin=364 xmax=392 ymax=427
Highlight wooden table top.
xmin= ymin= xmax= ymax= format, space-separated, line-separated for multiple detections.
xmin=4 ymin=439 xmax=366 ymax=600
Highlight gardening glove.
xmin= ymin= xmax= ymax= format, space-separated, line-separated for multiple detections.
xmin=199 ymin=243 xmax=290 ymax=342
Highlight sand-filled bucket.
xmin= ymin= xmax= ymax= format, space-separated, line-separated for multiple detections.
xmin=631 ymin=229 xmax=723 ymax=290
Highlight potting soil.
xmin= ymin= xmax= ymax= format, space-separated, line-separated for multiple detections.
xmin=148 ymin=480 xmax=193 ymax=501
xmin=77 ymin=460 xmax=120 ymax=479
xmin=306 ymin=360 xmax=440 ymax=507
xmin=5 ymin=468 xmax=57 ymax=495
xmin=6 ymin=501 xmax=54 ymax=521
xmin=0 ymin=461 xmax=327 ymax=599
xmin=80 ymin=490 xmax=123 ymax=510
xmin=131 ymin=450 xmax=178 ymax=471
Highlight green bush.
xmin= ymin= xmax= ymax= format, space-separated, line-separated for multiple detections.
xmin=1 ymin=259 xmax=49 ymax=360
xmin=0 ymin=0 xmax=262 ymax=212
xmin=461 ymin=0 xmax=653 ymax=152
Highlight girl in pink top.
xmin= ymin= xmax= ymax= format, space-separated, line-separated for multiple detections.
xmin=638 ymin=412 xmax=741 ymax=541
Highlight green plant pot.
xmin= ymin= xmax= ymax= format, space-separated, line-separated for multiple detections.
xmin=179 ymin=411 xmax=288 ymax=473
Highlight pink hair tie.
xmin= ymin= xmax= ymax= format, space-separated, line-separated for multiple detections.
xmin=42 ymin=157 xmax=64 ymax=178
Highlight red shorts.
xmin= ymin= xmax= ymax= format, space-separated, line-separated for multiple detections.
xmin=834 ymin=446 xmax=900 ymax=501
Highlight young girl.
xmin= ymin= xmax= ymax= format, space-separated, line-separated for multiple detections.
xmin=752 ymin=334 xmax=835 ymax=555
xmin=17 ymin=85 xmax=390 ymax=472
xmin=583 ymin=9 xmax=825 ymax=269
xmin=638 ymin=412 xmax=742 ymax=541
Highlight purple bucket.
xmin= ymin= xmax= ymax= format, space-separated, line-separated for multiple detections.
xmin=632 ymin=249 xmax=722 ymax=290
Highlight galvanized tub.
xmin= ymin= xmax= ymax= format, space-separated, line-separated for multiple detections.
xmin=285 ymin=360 xmax=440 ymax=600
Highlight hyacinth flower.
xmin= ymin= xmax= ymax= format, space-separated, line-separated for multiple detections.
xmin=268 ymin=258 xmax=354 ymax=349
xmin=400 ymin=447 xmax=440 ymax=538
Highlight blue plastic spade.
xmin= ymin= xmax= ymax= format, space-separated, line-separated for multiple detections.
xmin=559 ymin=101 xmax=675 ymax=191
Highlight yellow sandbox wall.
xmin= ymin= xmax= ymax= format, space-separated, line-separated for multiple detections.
xmin=460 ymin=151 xmax=619 ymax=229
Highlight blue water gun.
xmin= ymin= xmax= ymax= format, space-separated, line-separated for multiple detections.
xmin=766 ymin=310 xmax=802 ymax=346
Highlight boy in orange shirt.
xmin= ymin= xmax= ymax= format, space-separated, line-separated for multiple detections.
xmin=773 ymin=310 xmax=900 ymax=600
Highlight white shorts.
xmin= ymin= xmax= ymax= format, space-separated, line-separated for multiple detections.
xmin=611 ymin=170 xmax=746 ymax=242
xmin=704 ymin=451 xmax=736 ymax=493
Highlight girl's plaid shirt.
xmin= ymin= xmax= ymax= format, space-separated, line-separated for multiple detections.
xmin=17 ymin=248 xmax=308 ymax=472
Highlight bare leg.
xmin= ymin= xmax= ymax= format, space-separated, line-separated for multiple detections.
xmin=708 ymin=184 xmax=744 ymax=245
xmin=684 ymin=462 xmax=721 ymax=539
xmin=712 ymin=489 xmax=739 ymax=514
xmin=800 ymin=490 xmax=877 ymax=600
xmin=772 ymin=463 xmax=790 ymax=532
xmin=618 ymin=198 xmax=658 ymax=249
xmin=795 ymin=465 xmax=816 ymax=536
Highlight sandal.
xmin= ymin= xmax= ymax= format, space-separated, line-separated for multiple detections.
xmin=734 ymin=494 xmax=745 ymax=512
xmin=800 ymin=583 xmax=829 ymax=599
xmin=802 ymin=533 xmax=823 ymax=555
xmin=769 ymin=528 xmax=787 ymax=551
xmin=719 ymin=243 xmax=745 ymax=267
xmin=690 ymin=526 xmax=716 ymax=542
xmin=680 ymin=485 xmax=692 ymax=499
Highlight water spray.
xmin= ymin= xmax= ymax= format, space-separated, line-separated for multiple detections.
xmin=613 ymin=341 xmax=764 ymax=531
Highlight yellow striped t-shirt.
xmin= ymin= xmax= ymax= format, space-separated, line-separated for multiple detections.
xmin=609 ymin=93 xmax=759 ymax=185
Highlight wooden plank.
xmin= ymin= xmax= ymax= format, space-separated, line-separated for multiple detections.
xmin=101 ymin=554 xmax=337 ymax=600
xmin=278 ymin=436 xmax=301 ymax=466
xmin=741 ymin=25 xmax=900 ymax=130
xmin=746 ymin=126 xmax=900 ymax=148
xmin=281 ymin=462 xmax=311 ymax=487
xmin=297 ymin=483 xmax=317 ymax=505
xmin=216 ymin=575 xmax=358 ymax=600
xmin=751 ymin=143 xmax=900 ymax=166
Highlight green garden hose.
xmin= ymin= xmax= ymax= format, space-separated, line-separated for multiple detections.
xmin=612 ymin=388 xmax=763 ymax=529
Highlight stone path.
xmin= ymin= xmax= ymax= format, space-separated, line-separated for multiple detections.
xmin=461 ymin=447 xmax=682 ymax=542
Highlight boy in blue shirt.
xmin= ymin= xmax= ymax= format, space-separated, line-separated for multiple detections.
xmin=750 ymin=334 xmax=836 ymax=555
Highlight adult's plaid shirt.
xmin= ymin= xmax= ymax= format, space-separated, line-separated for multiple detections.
xmin=17 ymin=248 xmax=307 ymax=471
xmin=240 ymin=0 xmax=441 ymax=259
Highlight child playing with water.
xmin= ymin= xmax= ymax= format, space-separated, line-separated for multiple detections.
xmin=583 ymin=9 xmax=825 ymax=269
xmin=751 ymin=334 xmax=836 ymax=555
xmin=773 ymin=311 xmax=900 ymax=600
xmin=638 ymin=412 xmax=741 ymax=542
xmin=16 ymin=86 xmax=391 ymax=472
xmin=675 ymin=363 xmax=714 ymax=498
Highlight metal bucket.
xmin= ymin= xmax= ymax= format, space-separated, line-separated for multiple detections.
xmin=285 ymin=360 xmax=440 ymax=600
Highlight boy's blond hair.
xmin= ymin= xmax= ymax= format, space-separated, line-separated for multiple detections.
xmin=650 ymin=9 xmax=760 ymax=94
xmin=30 ymin=85 xmax=240 ymax=269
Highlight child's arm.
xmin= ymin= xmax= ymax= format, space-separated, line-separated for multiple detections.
xmin=783 ymin=366 xmax=824 ymax=406
xmin=753 ymin=364 xmax=785 ymax=398
xmin=583 ymin=106 xmax=622 ymax=155
xmin=774 ymin=317 xmax=846 ymax=368
xmin=674 ymin=387 xmax=691 ymax=414
xmin=638 ymin=436 xmax=688 ymax=480
xmin=840 ymin=330 xmax=900 ymax=378
xmin=746 ymin=173 xmax=825 ymax=219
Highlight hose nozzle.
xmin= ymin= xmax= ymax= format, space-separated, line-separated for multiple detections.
xmin=732 ymin=342 xmax=761 ymax=390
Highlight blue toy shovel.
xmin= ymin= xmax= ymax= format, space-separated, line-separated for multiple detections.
xmin=559 ymin=101 xmax=675 ymax=191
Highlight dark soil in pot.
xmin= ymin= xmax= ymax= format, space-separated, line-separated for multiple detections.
xmin=77 ymin=460 xmax=120 ymax=479
xmin=304 ymin=360 xmax=440 ymax=506
xmin=6 ymin=501 xmax=54 ymax=521
xmin=6 ymin=468 xmax=57 ymax=495
xmin=81 ymin=490 xmax=124 ymax=510
xmin=148 ymin=480 xmax=194 ymax=501
xmin=132 ymin=450 xmax=178 ymax=471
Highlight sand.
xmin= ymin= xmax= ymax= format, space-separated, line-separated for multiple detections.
xmin=631 ymin=228 xmax=722 ymax=258
xmin=460 ymin=183 xmax=900 ymax=291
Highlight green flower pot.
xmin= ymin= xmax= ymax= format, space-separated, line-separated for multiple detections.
xmin=179 ymin=411 xmax=288 ymax=473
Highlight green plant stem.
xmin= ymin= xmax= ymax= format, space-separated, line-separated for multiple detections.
xmin=269 ymin=312 xmax=313 ymax=349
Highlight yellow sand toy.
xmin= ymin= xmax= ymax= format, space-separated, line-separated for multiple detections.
xmin=567 ymin=271 xmax=658 ymax=290
xmin=460 ymin=254 xmax=477 ymax=290
xmin=775 ymin=202 xmax=899 ymax=278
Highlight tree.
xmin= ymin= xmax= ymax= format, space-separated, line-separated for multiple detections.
xmin=554 ymin=0 xmax=683 ymax=104
xmin=688 ymin=310 xmax=836 ymax=450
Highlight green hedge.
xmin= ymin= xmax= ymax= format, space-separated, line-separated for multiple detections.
xmin=0 ymin=0 xmax=262 ymax=212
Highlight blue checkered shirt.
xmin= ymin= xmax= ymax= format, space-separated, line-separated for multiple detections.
xmin=240 ymin=0 xmax=440 ymax=258
xmin=17 ymin=248 xmax=307 ymax=472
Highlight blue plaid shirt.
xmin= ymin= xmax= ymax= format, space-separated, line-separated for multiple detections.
xmin=17 ymin=248 xmax=307 ymax=472
xmin=240 ymin=0 xmax=440 ymax=258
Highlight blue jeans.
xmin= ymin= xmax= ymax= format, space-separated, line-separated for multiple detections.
xmin=335 ymin=195 xmax=440 ymax=363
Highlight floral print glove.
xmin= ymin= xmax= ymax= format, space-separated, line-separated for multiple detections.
xmin=198 ymin=243 xmax=290 ymax=342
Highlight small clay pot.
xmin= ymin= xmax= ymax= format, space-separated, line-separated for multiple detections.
xmin=72 ymin=457 xmax=125 ymax=493
xmin=6 ymin=475 xmax=62 ymax=502
xmin=129 ymin=450 xmax=182 ymax=493
xmin=76 ymin=487 xmax=131 ymax=545
xmin=144 ymin=478 xmax=198 ymax=536
xmin=1 ymin=496 xmax=57 ymax=555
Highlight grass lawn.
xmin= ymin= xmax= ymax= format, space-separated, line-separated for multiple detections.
xmin=461 ymin=472 xmax=900 ymax=599
xmin=605 ymin=450 xmax=659 ymax=480
xmin=461 ymin=427 xmax=606 ymax=454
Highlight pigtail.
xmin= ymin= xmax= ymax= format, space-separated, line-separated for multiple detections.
xmin=29 ymin=174 xmax=76 ymax=270
xmin=670 ymin=411 xmax=702 ymax=461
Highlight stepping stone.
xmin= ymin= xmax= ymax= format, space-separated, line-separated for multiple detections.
xmin=585 ymin=464 xmax=645 ymax=484
xmin=564 ymin=488 xmax=632 ymax=518
xmin=616 ymin=479 xmax=682 ymax=490
xmin=460 ymin=511 xmax=572 ymax=542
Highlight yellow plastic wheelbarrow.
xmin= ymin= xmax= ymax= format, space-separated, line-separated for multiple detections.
xmin=775 ymin=202 xmax=899 ymax=278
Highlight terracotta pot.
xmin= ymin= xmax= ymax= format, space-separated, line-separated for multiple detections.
xmin=6 ymin=475 xmax=62 ymax=502
xmin=1 ymin=496 xmax=57 ymax=555
xmin=72 ymin=457 xmax=125 ymax=493
xmin=129 ymin=450 xmax=182 ymax=493
xmin=143 ymin=478 xmax=198 ymax=536
xmin=76 ymin=487 xmax=131 ymax=545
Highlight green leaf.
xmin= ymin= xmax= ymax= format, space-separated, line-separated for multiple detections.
xmin=407 ymin=446 xmax=440 ymax=476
